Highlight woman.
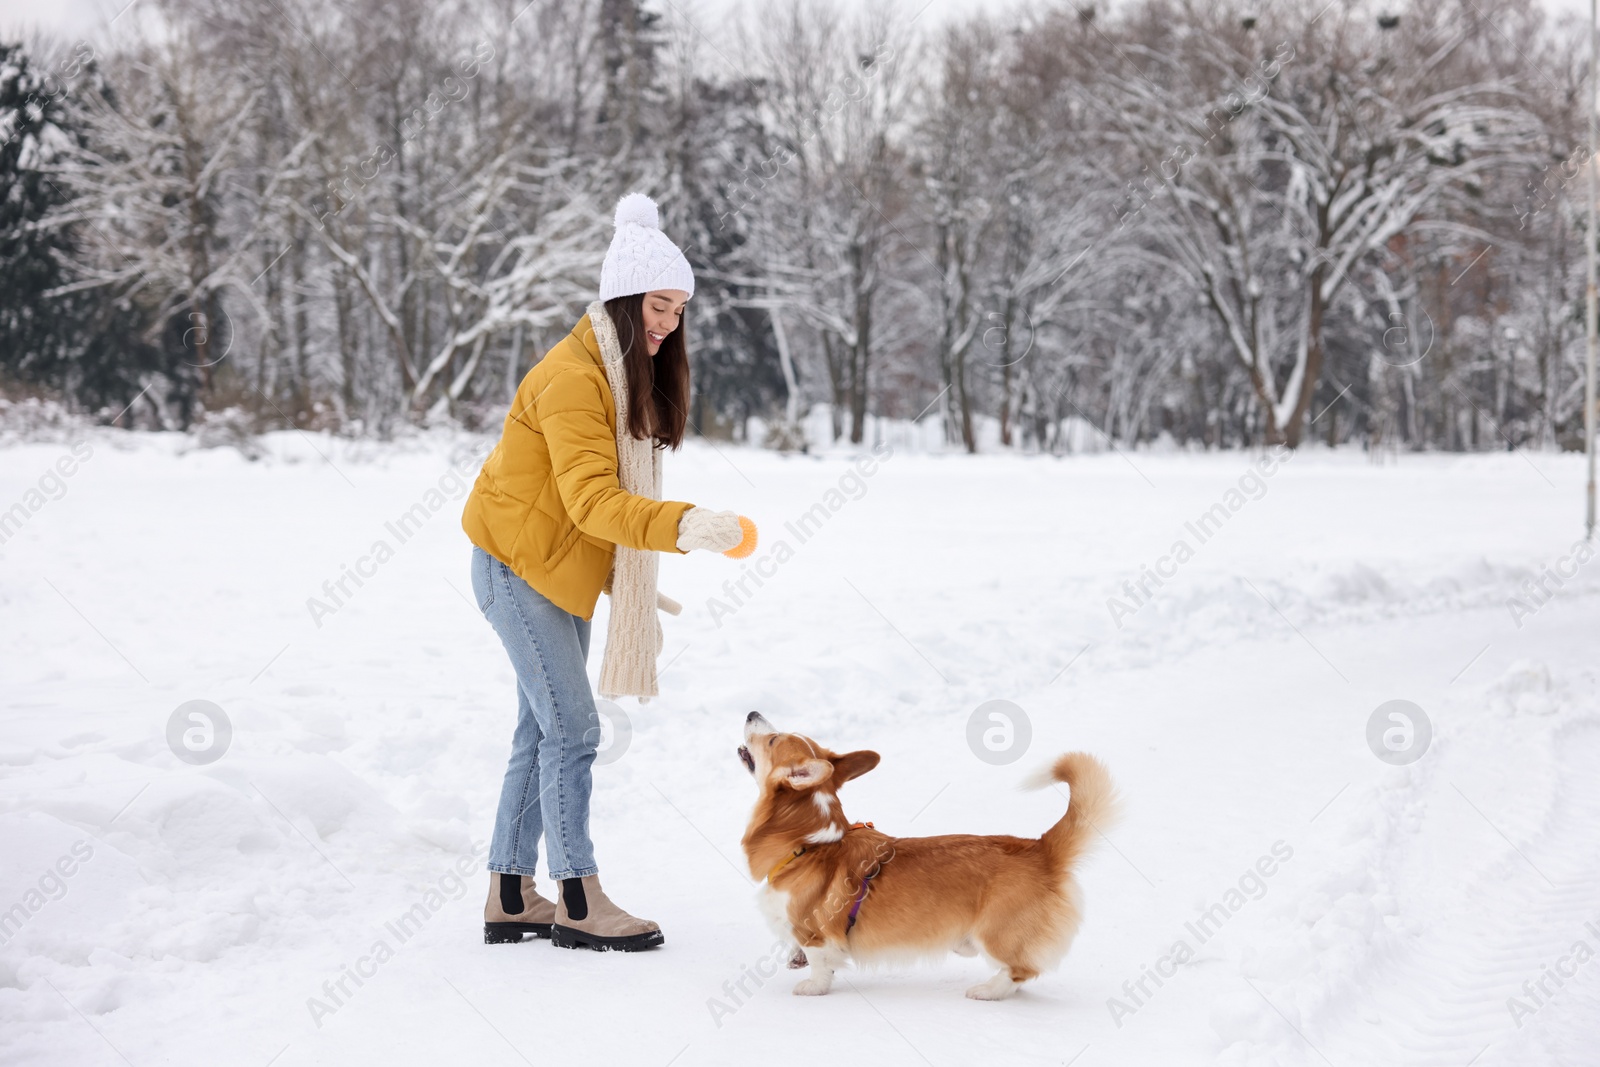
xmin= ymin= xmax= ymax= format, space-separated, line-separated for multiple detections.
xmin=461 ymin=192 xmax=756 ymax=952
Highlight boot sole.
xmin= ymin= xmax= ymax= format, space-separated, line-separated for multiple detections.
xmin=550 ymin=923 xmax=664 ymax=952
xmin=484 ymin=921 xmax=554 ymax=944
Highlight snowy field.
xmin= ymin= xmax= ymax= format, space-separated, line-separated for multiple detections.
xmin=2 ymin=425 xmax=1598 ymax=1067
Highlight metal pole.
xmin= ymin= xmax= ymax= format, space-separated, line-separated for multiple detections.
xmin=1588 ymin=0 xmax=1598 ymax=540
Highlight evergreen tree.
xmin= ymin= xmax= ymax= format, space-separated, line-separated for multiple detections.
xmin=0 ymin=41 xmax=83 ymax=388
xmin=1 ymin=41 xmax=169 ymax=422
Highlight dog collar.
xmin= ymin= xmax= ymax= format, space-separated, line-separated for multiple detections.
xmin=765 ymin=821 xmax=875 ymax=883
xmin=766 ymin=847 xmax=806 ymax=882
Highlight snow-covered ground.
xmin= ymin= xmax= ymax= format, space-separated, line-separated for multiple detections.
xmin=2 ymin=425 xmax=1597 ymax=1067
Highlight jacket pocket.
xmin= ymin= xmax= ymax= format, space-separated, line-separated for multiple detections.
xmin=508 ymin=508 xmax=545 ymax=578
xmin=544 ymin=518 xmax=584 ymax=570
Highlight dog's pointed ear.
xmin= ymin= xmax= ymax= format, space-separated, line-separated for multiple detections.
xmin=832 ymin=750 xmax=880 ymax=785
xmin=780 ymin=758 xmax=834 ymax=790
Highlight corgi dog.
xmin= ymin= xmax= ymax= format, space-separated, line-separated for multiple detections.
xmin=736 ymin=711 xmax=1118 ymax=1000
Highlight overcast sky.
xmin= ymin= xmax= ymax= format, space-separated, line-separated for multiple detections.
xmin=0 ymin=0 xmax=1589 ymax=57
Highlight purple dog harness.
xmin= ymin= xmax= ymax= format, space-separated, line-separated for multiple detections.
xmin=844 ymin=821 xmax=879 ymax=934
xmin=845 ymin=870 xmax=878 ymax=933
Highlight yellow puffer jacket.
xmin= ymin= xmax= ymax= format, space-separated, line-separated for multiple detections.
xmin=461 ymin=312 xmax=695 ymax=621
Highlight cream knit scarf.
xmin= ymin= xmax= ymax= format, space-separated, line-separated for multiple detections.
xmin=588 ymin=300 xmax=680 ymax=703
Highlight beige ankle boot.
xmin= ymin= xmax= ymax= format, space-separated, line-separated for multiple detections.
xmin=550 ymin=874 xmax=664 ymax=952
xmin=484 ymin=872 xmax=556 ymax=944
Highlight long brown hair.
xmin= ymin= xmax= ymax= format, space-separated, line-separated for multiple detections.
xmin=602 ymin=292 xmax=690 ymax=449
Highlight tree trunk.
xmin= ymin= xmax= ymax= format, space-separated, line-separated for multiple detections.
xmin=822 ymin=333 xmax=844 ymax=443
xmin=848 ymin=243 xmax=872 ymax=445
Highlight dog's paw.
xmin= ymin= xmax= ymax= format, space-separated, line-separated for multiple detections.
xmin=965 ymin=974 xmax=1020 ymax=1001
xmin=792 ymin=977 xmax=833 ymax=996
xmin=787 ymin=948 xmax=809 ymax=970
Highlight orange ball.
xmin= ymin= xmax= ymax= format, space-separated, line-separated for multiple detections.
xmin=723 ymin=515 xmax=758 ymax=559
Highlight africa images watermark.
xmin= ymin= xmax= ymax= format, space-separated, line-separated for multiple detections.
xmin=1516 ymin=144 xmax=1592 ymax=232
xmin=706 ymin=440 xmax=893 ymax=627
xmin=305 ymin=441 xmax=490 ymax=628
xmin=20 ymin=40 xmax=97 ymax=129
xmin=1115 ymin=41 xmax=1296 ymax=231
xmin=166 ymin=699 xmax=233 ymax=765
xmin=1506 ymin=917 xmax=1600 ymax=1029
xmin=305 ymin=840 xmax=489 ymax=1028
xmin=704 ymin=937 xmax=798 ymax=1027
xmin=1106 ymin=443 xmax=1293 ymax=628
xmin=311 ymin=40 xmax=496 ymax=230
xmin=1504 ymin=539 xmax=1596 ymax=629
xmin=967 ymin=699 xmax=1032 ymax=766
xmin=1107 ymin=839 xmax=1295 ymax=1028
xmin=0 ymin=840 xmax=97 ymax=947
xmin=716 ymin=40 xmax=897 ymax=231
xmin=706 ymin=834 xmax=898 ymax=1026
xmin=0 ymin=439 xmax=95 ymax=547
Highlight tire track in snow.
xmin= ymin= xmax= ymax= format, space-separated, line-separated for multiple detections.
xmin=1239 ymin=713 xmax=1600 ymax=1066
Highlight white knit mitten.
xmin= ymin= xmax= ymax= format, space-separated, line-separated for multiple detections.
xmin=676 ymin=506 xmax=744 ymax=552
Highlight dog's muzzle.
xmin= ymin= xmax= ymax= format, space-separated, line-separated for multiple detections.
xmin=740 ymin=711 xmax=772 ymax=775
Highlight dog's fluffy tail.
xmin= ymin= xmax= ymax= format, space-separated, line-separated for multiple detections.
xmin=1022 ymin=752 xmax=1119 ymax=872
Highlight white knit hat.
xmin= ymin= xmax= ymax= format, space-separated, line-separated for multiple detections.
xmin=598 ymin=193 xmax=695 ymax=301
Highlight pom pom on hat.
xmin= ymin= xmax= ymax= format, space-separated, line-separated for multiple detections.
xmin=614 ymin=192 xmax=660 ymax=230
xmin=599 ymin=191 xmax=695 ymax=301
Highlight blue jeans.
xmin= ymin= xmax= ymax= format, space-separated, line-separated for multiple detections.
xmin=470 ymin=545 xmax=599 ymax=881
